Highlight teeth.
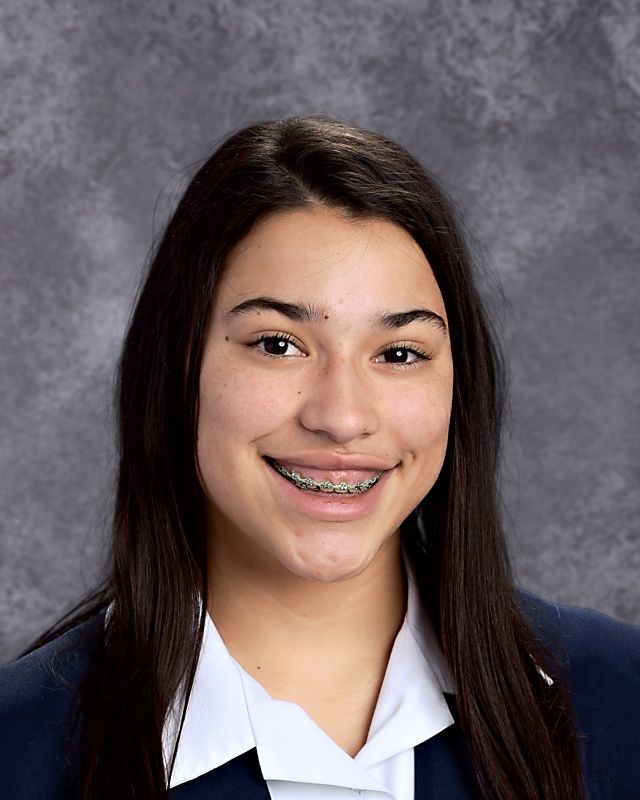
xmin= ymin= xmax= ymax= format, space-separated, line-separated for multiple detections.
xmin=270 ymin=460 xmax=382 ymax=494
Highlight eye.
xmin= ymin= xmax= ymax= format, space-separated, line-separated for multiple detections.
xmin=248 ymin=333 xmax=305 ymax=358
xmin=373 ymin=344 xmax=432 ymax=368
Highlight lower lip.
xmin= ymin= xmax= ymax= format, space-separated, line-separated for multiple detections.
xmin=263 ymin=458 xmax=395 ymax=521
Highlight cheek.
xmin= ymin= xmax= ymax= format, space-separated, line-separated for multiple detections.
xmin=196 ymin=358 xmax=295 ymax=446
xmin=389 ymin=380 xmax=452 ymax=460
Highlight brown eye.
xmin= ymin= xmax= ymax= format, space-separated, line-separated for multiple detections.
xmin=262 ymin=337 xmax=292 ymax=356
xmin=374 ymin=345 xmax=432 ymax=368
xmin=385 ymin=348 xmax=414 ymax=364
xmin=249 ymin=334 xmax=305 ymax=359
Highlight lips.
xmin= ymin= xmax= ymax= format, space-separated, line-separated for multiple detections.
xmin=262 ymin=454 xmax=394 ymax=520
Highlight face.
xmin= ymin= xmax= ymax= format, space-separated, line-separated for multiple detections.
xmin=197 ymin=206 xmax=454 ymax=584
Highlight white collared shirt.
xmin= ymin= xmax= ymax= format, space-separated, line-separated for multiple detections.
xmin=162 ymin=557 xmax=455 ymax=800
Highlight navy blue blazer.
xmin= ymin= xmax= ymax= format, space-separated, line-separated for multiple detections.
xmin=1 ymin=592 xmax=639 ymax=799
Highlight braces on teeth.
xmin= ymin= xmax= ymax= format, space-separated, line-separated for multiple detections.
xmin=271 ymin=460 xmax=382 ymax=494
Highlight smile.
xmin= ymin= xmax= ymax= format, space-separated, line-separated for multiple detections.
xmin=266 ymin=458 xmax=383 ymax=494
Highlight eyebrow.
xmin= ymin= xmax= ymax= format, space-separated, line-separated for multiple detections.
xmin=225 ymin=296 xmax=448 ymax=335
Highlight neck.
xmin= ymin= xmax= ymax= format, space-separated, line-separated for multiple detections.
xmin=206 ymin=533 xmax=407 ymax=698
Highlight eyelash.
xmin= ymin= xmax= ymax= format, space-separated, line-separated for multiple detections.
xmin=247 ymin=332 xmax=433 ymax=369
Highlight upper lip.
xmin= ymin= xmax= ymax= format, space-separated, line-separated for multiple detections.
xmin=264 ymin=452 xmax=397 ymax=472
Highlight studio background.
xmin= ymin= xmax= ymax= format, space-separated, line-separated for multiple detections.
xmin=1 ymin=0 xmax=638 ymax=663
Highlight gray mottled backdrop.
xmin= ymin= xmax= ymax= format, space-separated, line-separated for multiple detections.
xmin=1 ymin=0 xmax=639 ymax=662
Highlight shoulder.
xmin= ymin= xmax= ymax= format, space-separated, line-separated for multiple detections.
xmin=0 ymin=611 xmax=105 ymax=799
xmin=518 ymin=590 xmax=640 ymax=797
xmin=517 ymin=589 xmax=640 ymax=682
xmin=0 ymin=611 xmax=104 ymax=718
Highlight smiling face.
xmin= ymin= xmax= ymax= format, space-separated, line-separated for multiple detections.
xmin=197 ymin=206 xmax=454 ymax=584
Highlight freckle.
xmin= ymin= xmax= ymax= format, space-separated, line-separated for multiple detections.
xmin=257 ymin=665 xmax=261 ymax=670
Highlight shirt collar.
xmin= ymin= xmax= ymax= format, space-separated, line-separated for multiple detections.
xmin=164 ymin=551 xmax=454 ymax=789
xmin=162 ymin=614 xmax=255 ymax=787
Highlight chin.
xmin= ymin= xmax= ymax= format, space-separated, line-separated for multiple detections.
xmin=282 ymin=535 xmax=376 ymax=583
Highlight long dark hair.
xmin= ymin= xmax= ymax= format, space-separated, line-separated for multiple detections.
xmin=27 ymin=116 xmax=586 ymax=799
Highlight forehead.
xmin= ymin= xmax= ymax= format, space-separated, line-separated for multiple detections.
xmin=215 ymin=206 xmax=446 ymax=322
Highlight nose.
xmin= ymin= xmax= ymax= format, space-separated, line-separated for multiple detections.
xmin=297 ymin=356 xmax=380 ymax=443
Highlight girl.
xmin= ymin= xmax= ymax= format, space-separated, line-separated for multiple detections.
xmin=1 ymin=116 xmax=638 ymax=800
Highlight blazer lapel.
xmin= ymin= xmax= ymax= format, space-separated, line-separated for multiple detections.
xmin=413 ymin=694 xmax=483 ymax=799
xmin=170 ymin=748 xmax=271 ymax=800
